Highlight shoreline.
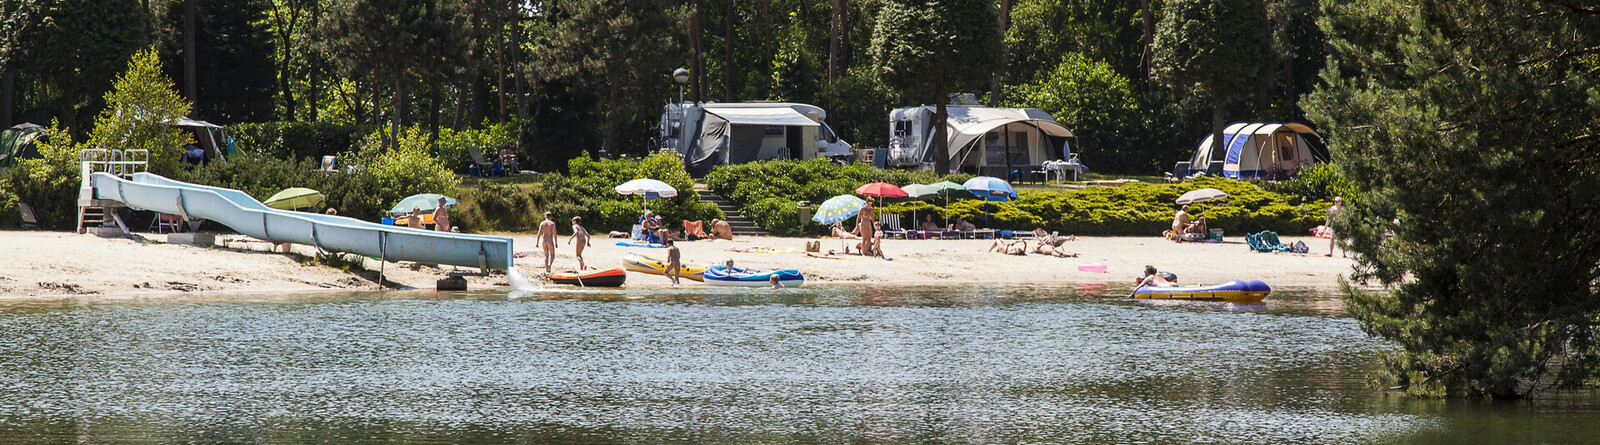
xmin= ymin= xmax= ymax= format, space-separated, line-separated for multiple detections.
xmin=0 ymin=230 xmax=1359 ymax=298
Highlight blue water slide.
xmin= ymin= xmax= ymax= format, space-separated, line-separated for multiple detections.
xmin=90 ymin=172 xmax=514 ymax=270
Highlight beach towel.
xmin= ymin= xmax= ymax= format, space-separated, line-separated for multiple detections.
xmin=615 ymin=241 xmax=665 ymax=248
xmin=1246 ymin=231 xmax=1289 ymax=252
xmin=728 ymin=247 xmax=804 ymax=254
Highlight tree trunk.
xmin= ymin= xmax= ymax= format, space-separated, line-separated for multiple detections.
xmin=1210 ymin=101 xmax=1226 ymax=170
xmin=143 ymin=0 xmax=152 ymax=45
xmin=510 ymin=7 xmax=525 ymax=116
xmin=309 ymin=0 xmax=320 ymax=121
xmin=602 ymin=89 xmax=617 ymax=153
xmin=494 ymin=16 xmax=507 ymax=123
xmin=183 ymin=0 xmax=197 ymax=103
xmin=1 ymin=69 xmax=13 ymax=128
xmin=396 ymin=79 xmax=409 ymax=130
xmin=724 ymin=0 xmax=734 ymax=102
xmin=935 ymin=97 xmax=950 ymax=174
xmin=428 ymin=84 xmax=440 ymax=141
xmin=452 ymin=81 xmax=466 ymax=129
xmin=1275 ymin=1 xmax=1294 ymax=111
xmin=1139 ymin=0 xmax=1154 ymax=88
xmin=59 ymin=81 xmax=77 ymax=138
xmin=829 ymin=0 xmax=841 ymax=87
xmin=990 ymin=0 xmax=1011 ymax=106
xmin=690 ymin=0 xmax=702 ymax=103
xmin=280 ymin=54 xmax=297 ymax=120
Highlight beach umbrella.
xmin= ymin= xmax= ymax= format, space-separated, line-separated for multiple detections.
xmin=812 ymin=194 xmax=866 ymax=225
xmin=614 ymin=178 xmax=678 ymax=212
xmin=963 ymin=176 xmax=1018 ymax=201
xmin=855 ymin=182 xmax=908 ymax=219
xmin=855 ymin=182 xmax=908 ymax=199
xmin=263 ymin=187 xmax=325 ymax=211
xmin=389 ymin=193 xmax=457 ymax=217
xmin=900 ymin=184 xmax=944 ymax=228
xmin=927 ymin=181 xmax=969 ymax=226
xmin=963 ymin=176 xmax=1017 ymax=229
xmin=1176 ymin=187 xmax=1228 ymax=204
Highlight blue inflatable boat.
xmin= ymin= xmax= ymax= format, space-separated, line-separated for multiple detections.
xmin=703 ymin=266 xmax=805 ymax=288
xmin=1133 ymin=279 xmax=1270 ymax=301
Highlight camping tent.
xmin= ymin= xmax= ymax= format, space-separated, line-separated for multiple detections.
xmin=1188 ymin=122 xmax=1328 ymax=179
xmin=0 ymin=123 xmax=45 ymax=169
xmin=175 ymin=117 xmax=231 ymax=163
xmin=688 ymin=105 xmax=820 ymax=174
xmin=897 ymin=106 xmax=1074 ymax=175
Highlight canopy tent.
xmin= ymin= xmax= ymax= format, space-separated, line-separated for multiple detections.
xmin=1188 ymin=122 xmax=1328 ymax=179
xmin=687 ymin=106 xmax=820 ymax=175
xmin=906 ymin=106 xmax=1074 ymax=174
xmin=0 ymin=123 xmax=45 ymax=169
xmin=173 ymin=117 xmax=231 ymax=163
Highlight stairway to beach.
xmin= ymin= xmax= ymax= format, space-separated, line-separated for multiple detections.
xmin=694 ymin=185 xmax=770 ymax=237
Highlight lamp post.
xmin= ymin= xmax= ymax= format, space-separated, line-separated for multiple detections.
xmin=667 ymin=68 xmax=689 ymax=152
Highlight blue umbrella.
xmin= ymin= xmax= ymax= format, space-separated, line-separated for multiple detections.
xmin=389 ymin=193 xmax=458 ymax=217
xmin=812 ymin=195 xmax=866 ymax=225
xmin=962 ymin=176 xmax=1017 ymax=229
xmin=963 ymin=176 xmax=1017 ymax=202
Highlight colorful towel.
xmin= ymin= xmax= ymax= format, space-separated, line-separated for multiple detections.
xmin=615 ymin=241 xmax=665 ymax=248
xmin=729 ymin=247 xmax=804 ymax=253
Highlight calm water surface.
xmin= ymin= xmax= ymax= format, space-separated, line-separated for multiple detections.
xmin=0 ymin=283 xmax=1596 ymax=444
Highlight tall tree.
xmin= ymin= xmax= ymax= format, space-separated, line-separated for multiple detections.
xmin=90 ymin=47 xmax=195 ymax=175
xmin=266 ymin=0 xmax=313 ymax=119
xmin=14 ymin=0 xmax=145 ymax=136
xmin=1 ymin=0 xmax=45 ymax=128
xmin=871 ymin=0 xmax=1000 ymax=174
xmin=321 ymin=0 xmax=469 ymax=146
xmin=1303 ymin=0 xmax=1600 ymax=399
xmin=1151 ymin=0 xmax=1276 ymax=166
xmin=162 ymin=0 xmax=278 ymax=122
xmin=531 ymin=0 xmax=683 ymax=154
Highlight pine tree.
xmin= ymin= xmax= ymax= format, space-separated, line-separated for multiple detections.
xmin=1303 ymin=0 xmax=1600 ymax=398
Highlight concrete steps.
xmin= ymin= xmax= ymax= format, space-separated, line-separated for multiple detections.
xmin=694 ymin=185 xmax=770 ymax=237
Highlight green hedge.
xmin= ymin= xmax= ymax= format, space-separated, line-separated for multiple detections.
xmin=455 ymin=152 xmax=724 ymax=234
xmin=704 ymin=158 xmax=972 ymax=236
xmin=707 ymin=158 xmax=1337 ymax=237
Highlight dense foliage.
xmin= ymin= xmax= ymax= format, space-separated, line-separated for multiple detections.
xmin=1304 ymin=0 xmax=1600 ymax=398
xmin=227 ymin=121 xmax=378 ymax=161
xmin=1152 ymin=0 xmax=1279 ymax=166
xmin=1 ymin=123 xmax=81 ymax=229
xmin=89 ymin=47 xmax=195 ymax=176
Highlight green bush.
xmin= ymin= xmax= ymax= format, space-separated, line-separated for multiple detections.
xmin=452 ymin=182 xmax=540 ymax=232
xmin=552 ymin=152 xmax=723 ymax=233
xmin=2 ymin=123 xmax=82 ymax=229
xmin=1264 ymin=162 xmax=1360 ymax=204
xmin=176 ymin=152 xmax=390 ymax=221
xmin=227 ymin=121 xmax=378 ymax=161
xmin=433 ymin=123 xmax=517 ymax=173
xmin=0 ymin=177 xmax=21 ymax=228
xmin=705 ymin=158 xmax=971 ymax=235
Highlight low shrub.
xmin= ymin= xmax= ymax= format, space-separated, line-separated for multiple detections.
xmin=2 ymin=123 xmax=82 ymax=229
xmin=705 ymin=158 xmax=971 ymax=235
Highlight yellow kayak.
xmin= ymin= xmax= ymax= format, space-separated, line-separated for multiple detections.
xmin=621 ymin=252 xmax=710 ymax=282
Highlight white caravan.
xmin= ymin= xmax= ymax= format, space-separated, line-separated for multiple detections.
xmin=886 ymin=105 xmax=1074 ymax=174
xmin=656 ymin=102 xmax=852 ymax=175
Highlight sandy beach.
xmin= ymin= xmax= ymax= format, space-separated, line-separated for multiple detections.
xmin=0 ymin=230 xmax=1356 ymax=298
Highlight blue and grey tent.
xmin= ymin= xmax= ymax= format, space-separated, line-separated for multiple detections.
xmin=1188 ymin=122 xmax=1329 ymax=179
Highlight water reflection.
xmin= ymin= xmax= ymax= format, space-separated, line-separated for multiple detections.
xmin=0 ymin=284 xmax=1593 ymax=443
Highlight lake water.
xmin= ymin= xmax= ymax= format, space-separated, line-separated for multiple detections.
xmin=0 ymin=284 xmax=1596 ymax=444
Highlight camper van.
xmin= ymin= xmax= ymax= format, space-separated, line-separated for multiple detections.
xmin=656 ymin=102 xmax=852 ymax=175
xmin=886 ymin=104 xmax=1075 ymax=175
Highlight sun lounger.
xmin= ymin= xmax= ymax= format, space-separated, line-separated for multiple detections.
xmin=880 ymin=214 xmax=910 ymax=239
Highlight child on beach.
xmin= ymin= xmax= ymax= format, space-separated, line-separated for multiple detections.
xmin=567 ymin=216 xmax=590 ymax=269
xmin=664 ymin=239 xmax=681 ymax=285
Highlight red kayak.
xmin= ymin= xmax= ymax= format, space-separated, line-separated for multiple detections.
xmin=550 ymin=267 xmax=627 ymax=287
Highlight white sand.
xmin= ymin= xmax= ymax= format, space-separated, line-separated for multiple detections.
xmin=0 ymin=230 xmax=1355 ymax=298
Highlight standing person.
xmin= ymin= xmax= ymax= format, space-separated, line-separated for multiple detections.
xmin=567 ymin=216 xmax=590 ymax=269
xmin=433 ymin=197 xmax=452 ymax=232
xmin=536 ymin=212 xmax=558 ymax=274
xmin=856 ymin=201 xmax=877 ymax=257
xmin=1326 ymin=197 xmax=1345 ymax=257
xmin=664 ymin=238 xmax=681 ymax=285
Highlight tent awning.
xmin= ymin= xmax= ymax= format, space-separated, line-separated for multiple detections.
xmin=944 ymin=108 xmax=1073 ymax=157
xmin=703 ymin=107 xmax=819 ymax=127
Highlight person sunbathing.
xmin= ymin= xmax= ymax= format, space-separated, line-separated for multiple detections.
xmin=1034 ymin=243 xmax=1079 ymax=258
xmin=831 ymin=222 xmax=860 ymax=239
xmin=989 ymin=239 xmax=1027 ymax=256
xmin=682 ymin=220 xmax=708 ymax=240
xmin=1139 ymin=265 xmax=1179 ymax=287
xmin=1185 ymin=216 xmax=1208 ymax=234
xmin=920 ymin=214 xmax=942 ymax=232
